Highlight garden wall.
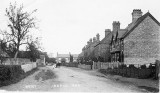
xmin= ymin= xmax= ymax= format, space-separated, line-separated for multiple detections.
xmin=21 ymin=62 xmax=37 ymax=73
xmin=61 ymin=62 xmax=78 ymax=67
xmin=4 ymin=58 xmax=31 ymax=65
xmin=78 ymin=64 xmax=92 ymax=70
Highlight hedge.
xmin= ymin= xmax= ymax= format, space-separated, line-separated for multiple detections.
xmin=0 ymin=65 xmax=24 ymax=81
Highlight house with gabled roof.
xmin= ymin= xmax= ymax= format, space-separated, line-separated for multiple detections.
xmin=110 ymin=9 xmax=160 ymax=64
xmin=93 ymin=29 xmax=112 ymax=62
xmin=78 ymin=33 xmax=100 ymax=62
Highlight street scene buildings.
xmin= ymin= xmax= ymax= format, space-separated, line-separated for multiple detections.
xmin=0 ymin=0 xmax=159 ymax=92
xmin=79 ymin=9 xmax=160 ymax=65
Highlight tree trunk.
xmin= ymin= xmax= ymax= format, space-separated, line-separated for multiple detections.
xmin=14 ymin=51 xmax=18 ymax=58
xmin=14 ymin=39 xmax=20 ymax=59
xmin=13 ymin=42 xmax=19 ymax=65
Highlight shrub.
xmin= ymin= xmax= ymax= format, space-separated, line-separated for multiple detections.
xmin=140 ymin=65 xmax=147 ymax=69
xmin=0 ymin=65 xmax=24 ymax=81
xmin=119 ymin=64 xmax=126 ymax=69
xmin=129 ymin=64 xmax=136 ymax=68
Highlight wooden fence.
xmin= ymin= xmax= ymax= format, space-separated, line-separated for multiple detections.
xmin=62 ymin=60 xmax=159 ymax=79
xmin=93 ymin=62 xmax=158 ymax=79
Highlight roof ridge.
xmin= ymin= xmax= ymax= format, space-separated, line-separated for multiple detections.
xmin=122 ymin=12 xmax=159 ymax=38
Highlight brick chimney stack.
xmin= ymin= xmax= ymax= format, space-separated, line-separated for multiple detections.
xmin=96 ymin=33 xmax=100 ymax=41
xmin=93 ymin=37 xmax=96 ymax=42
xmin=105 ymin=29 xmax=111 ymax=37
xmin=132 ymin=9 xmax=143 ymax=22
xmin=112 ymin=21 xmax=120 ymax=32
xmin=87 ymin=41 xmax=90 ymax=45
xmin=89 ymin=38 xmax=92 ymax=45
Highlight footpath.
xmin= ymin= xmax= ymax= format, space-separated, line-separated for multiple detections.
xmin=98 ymin=70 xmax=159 ymax=92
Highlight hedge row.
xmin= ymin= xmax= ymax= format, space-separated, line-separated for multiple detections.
xmin=0 ymin=65 xmax=24 ymax=81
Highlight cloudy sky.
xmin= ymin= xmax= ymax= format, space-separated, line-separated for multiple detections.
xmin=0 ymin=0 xmax=160 ymax=57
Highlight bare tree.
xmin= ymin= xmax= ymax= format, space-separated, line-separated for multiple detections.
xmin=1 ymin=3 xmax=37 ymax=58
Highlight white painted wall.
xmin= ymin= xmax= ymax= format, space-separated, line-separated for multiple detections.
xmin=21 ymin=62 xmax=37 ymax=73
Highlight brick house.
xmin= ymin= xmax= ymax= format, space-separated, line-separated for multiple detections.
xmin=110 ymin=21 xmax=127 ymax=62
xmin=93 ymin=29 xmax=112 ymax=62
xmin=79 ymin=9 xmax=160 ymax=64
xmin=110 ymin=9 xmax=160 ymax=64
xmin=78 ymin=34 xmax=100 ymax=62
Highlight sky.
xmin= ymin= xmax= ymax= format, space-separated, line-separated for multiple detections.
xmin=0 ymin=0 xmax=160 ymax=57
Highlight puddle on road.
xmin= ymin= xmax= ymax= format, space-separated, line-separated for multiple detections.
xmin=35 ymin=69 xmax=56 ymax=81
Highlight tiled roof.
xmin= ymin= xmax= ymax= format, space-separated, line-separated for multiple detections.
xmin=94 ymin=32 xmax=113 ymax=47
xmin=86 ymin=12 xmax=160 ymax=50
xmin=118 ymin=29 xmax=126 ymax=38
xmin=122 ymin=12 xmax=160 ymax=38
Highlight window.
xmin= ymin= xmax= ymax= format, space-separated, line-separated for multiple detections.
xmin=117 ymin=53 xmax=119 ymax=62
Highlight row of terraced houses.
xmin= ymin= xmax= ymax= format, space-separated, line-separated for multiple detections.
xmin=78 ymin=9 xmax=160 ymax=65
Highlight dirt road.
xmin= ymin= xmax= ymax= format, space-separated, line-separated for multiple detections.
xmin=0 ymin=66 xmax=146 ymax=92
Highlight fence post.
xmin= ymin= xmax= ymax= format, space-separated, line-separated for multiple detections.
xmin=92 ymin=61 xmax=94 ymax=70
xmin=138 ymin=64 xmax=139 ymax=78
xmin=155 ymin=60 xmax=160 ymax=79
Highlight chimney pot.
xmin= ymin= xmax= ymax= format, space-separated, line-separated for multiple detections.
xmin=112 ymin=21 xmax=120 ymax=32
xmin=93 ymin=37 xmax=96 ymax=42
xmin=132 ymin=9 xmax=143 ymax=22
xmin=105 ymin=29 xmax=111 ymax=37
xmin=96 ymin=33 xmax=100 ymax=41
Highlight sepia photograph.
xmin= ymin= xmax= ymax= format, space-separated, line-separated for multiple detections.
xmin=0 ymin=0 xmax=159 ymax=93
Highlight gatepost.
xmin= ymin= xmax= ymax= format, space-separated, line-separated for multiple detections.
xmin=155 ymin=60 xmax=160 ymax=79
xmin=92 ymin=61 xmax=94 ymax=70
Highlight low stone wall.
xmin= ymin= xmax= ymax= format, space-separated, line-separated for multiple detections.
xmin=78 ymin=64 xmax=92 ymax=70
xmin=36 ymin=59 xmax=45 ymax=66
xmin=62 ymin=63 xmax=78 ymax=67
xmin=4 ymin=58 xmax=31 ymax=65
xmin=21 ymin=62 xmax=37 ymax=73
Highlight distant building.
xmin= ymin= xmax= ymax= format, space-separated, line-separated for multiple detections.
xmin=78 ymin=34 xmax=100 ymax=62
xmin=56 ymin=53 xmax=79 ymax=63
